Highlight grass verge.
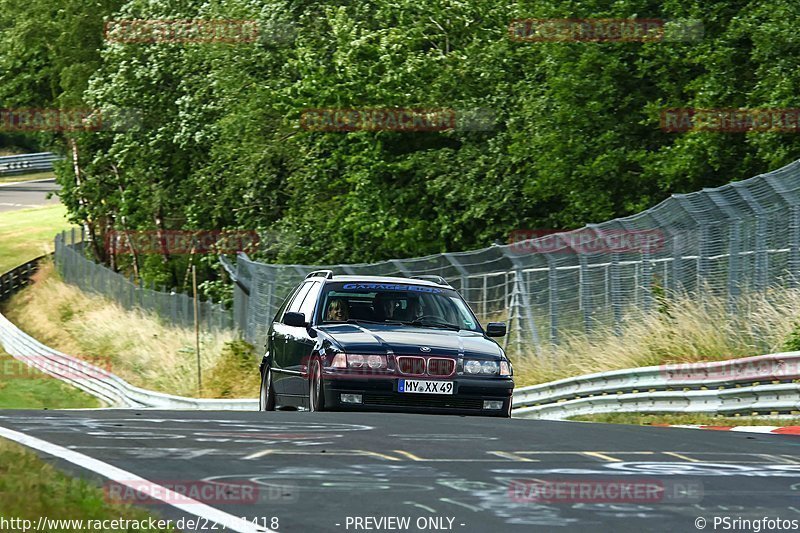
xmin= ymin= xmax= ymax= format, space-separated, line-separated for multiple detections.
xmin=2 ymin=261 xmax=259 ymax=399
xmin=0 ymin=202 xmax=99 ymax=409
xmin=0 ymin=438 xmax=174 ymax=531
xmin=512 ymin=288 xmax=800 ymax=387
xmin=570 ymin=412 xmax=800 ymax=426
xmin=0 ymin=349 xmax=98 ymax=409
xmin=0 ymin=204 xmax=71 ymax=272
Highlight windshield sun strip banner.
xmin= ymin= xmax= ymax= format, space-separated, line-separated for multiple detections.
xmin=339 ymin=283 xmax=444 ymax=293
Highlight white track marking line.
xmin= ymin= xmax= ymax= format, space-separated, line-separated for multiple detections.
xmin=0 ymin=425 xmax=275 ymax=533
xmin=0 ymin=177 xmax=57 ymax=187
xmin=729 ymin=426 xmax=781 ymax=433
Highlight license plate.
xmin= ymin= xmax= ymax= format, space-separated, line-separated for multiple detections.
xmin=398 ymin=379 xmax=454 ymax=395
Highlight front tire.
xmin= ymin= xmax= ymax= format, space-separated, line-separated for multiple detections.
xmin=259 ymin=364 xmax=276 ymax=411
xmin=308 ymin=359 xmax=325 ymax=412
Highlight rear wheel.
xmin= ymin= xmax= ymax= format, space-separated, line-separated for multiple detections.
xmin=259 ymin=364 xmax=276 ymax=411
xmin=309 ymin=359 xmax=325 ymax=412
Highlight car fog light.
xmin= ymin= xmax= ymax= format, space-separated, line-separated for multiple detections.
xmin=341 ymin=394 xmax=362 ymax=404
xmin=483 ymin=400 xmax=503 ymax=410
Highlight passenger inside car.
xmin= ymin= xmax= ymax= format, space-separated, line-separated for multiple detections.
xmin=325 ymin=298 xmax=349 ymax=322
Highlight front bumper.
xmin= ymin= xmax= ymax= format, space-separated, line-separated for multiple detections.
xmin=321 ymin=373 xmax=514 ymax=417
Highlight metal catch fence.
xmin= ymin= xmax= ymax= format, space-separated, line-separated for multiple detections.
xmin=225 ymin=159 xmax=800 ymax=356
xmin=55 ymin=230 xmax=233 ymax=332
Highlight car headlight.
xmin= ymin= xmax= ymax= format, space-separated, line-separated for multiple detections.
xmin=481 ymin=361 xmax=499 ymax=374
xmin=349 ymin=354 xmax=365 ymax=368
xmin=367 ymin=355 xmax=386 ymax=369
xmin=463 ymin=359 xmax=508 ymax=375
xmin=330 ymin=353 xmax=388 ymax=370
xmin=465 ymin=360 xmax=482 ymax=374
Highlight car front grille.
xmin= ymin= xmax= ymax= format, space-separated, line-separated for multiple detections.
xmin=363 ymin=393 xmax=483 ymax=410
xmin=397 ymin=356 xmax=426 ymax=375
xmin=427 ymin=358 xmax=455 ymax=376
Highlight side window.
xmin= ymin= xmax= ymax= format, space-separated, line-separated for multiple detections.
xmin=299 ymin=282 xmax=322 ymax=322
xmin=286 ymin=282 xmax=313 ymax=315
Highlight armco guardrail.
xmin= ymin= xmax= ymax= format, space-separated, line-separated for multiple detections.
xmin=0 ymin=255 xmax=45 ymax=301
xmin=0 ymin=311 xmax=257 ymax=410
xmin=512 ymin=353 xmax=800 ymax=419
xmin=0 ymin=152 xmax=62 ymax=175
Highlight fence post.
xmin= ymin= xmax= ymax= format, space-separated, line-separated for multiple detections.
xmin=641 ymin=248 xmax=652 ymax=314
xmin=671 ymin=232 xmax=681 ymax=293
xmin=578 ymin=253 xmax=592 ymax=335
xmin=755 ymin=216 xmax=768 ymax=292
xmin=547 ymin=258 xmax=558 ymax=346
xmin=481 ymin=274 xmax=488 ymax=319
xmin=170 ymin=289 xmax=177 ymax=326
xmin=728 ymin=220 xmax=741 ymax=311
xmin=443 ymin=253 xmax=470 ymax=309
xmin=610 ymin=252 xmax=622 ymax=336
xmin=502 ymin=249 xmax=541 ymax=355
xmin=128 ymin=275 xmax=135 ymax=309
xmin=182 ymin=292 xmax=190 ymax=328
xmin=697 ymin=224 xmax=711 ymax=292
xmin=791 ymin=206 xmax=800 ymax=288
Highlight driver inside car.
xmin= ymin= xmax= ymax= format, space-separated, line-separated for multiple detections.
xmin=373 ymin=292 xmax=397 ymax=321
xmin=392 ymin=296 xmax=423 ymax=322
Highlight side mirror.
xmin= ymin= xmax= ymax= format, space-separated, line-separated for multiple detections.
xmin=486 ymin=322 xmax=507 ymax=337
xmin=283 ymin=311 xmax=307 ymax=328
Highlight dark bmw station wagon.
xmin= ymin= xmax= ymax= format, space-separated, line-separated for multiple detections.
xmin=259 ymin=271 xmax=514 ymax=417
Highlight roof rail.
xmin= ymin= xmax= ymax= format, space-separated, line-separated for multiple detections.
xmin=409 ymin=275 xmax=451 ymax=287
xmin=305 ymin=270 xmax=334 ymax=279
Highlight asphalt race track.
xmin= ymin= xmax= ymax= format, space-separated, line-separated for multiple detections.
xmin=0 ymin=179 xmax=60 ymax=212
xmin=1 ymin=410 xmax=799 ymax=532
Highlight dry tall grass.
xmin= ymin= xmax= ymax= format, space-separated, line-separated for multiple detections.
xmin=512 ymin=288 xmax=800 ymax=387
xmin=1 ymin=260 xmax=258 ymax=398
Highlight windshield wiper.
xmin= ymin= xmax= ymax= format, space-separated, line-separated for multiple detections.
xmin=346 ymin=319 xmax=405 ymax=326
xmin=405 ymin=318 xmax=461 ymax=331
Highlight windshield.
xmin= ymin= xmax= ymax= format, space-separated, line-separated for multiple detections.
xmin=317 ymin=282 xmax=481 ymax=332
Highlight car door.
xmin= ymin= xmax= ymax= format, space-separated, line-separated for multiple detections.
xmin=271 ymin=282 xmax=311 ymax=396
xmin=282 ymin=281 xmax=323 ymax=402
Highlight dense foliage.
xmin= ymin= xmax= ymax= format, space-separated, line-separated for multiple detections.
xmin=2 ymin=0 xmax=800 ymax=293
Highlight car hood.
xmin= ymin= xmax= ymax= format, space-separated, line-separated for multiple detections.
xmin=318 ymin=324 xmax=504 ymax=359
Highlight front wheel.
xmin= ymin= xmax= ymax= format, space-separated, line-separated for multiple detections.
xmin=308 ymin=359 xmax=325 ymax=412
xmin=259 ymin=364 xmax=276 ymax=411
